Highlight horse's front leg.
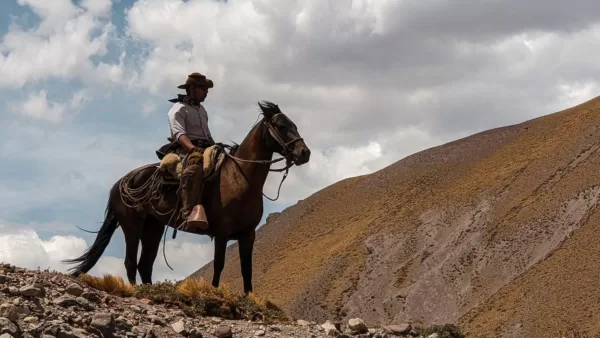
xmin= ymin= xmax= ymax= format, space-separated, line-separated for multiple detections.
xmin=238 ymin=230 xmax=255 ymax=294
xmin=212 ymin=236 xmax=228 ymax=288
xmin=138 ymin=217 xmax=165 ymax=284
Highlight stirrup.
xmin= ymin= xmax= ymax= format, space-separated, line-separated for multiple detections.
xmin=181 ymin=205 xmax=209 ymax=233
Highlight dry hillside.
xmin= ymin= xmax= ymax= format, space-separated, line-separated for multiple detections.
xmin=192 ymin=95 xmax=600 ymax=338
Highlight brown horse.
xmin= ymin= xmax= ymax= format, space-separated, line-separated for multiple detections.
xmin=62 ymin=101 xmax=310 ymax=294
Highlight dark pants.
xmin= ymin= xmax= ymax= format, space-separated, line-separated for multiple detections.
xmin=180 ymin=147 xmax=206 ymax=219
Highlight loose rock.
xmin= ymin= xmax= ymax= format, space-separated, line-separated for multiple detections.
xmin=19 ymin=286 xmax=43 ymax=298
xmin=215 ymin=325 xmax=232 ymax=338
xmin=348 ymin=318 xmax=368 ymax=333
xmin=90 ymin=313 xmax=115 ymax=338
xmin=0 ymin=304 xmax=19 ymax=322
xmin=0 ymin=317 xmax=19 ymax=336
xmin=321 ymin=320 xmax=341 ymax=337
xmin=65 ymin=284 xmax=83 ymax=297
xmin=53 ymin=295 xmax=78 ymax=308
xmin=384 ymin=323 xmax=412 ymax=335
xmin=171 ymin=319 xmax=187 ymax=335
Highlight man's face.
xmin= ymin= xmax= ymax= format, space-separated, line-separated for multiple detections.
xmin=192 ymin=86 xmax=208 ymax=102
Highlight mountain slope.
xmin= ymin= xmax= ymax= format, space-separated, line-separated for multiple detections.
xmin=191 ymin=95 xmax=600 ymax=337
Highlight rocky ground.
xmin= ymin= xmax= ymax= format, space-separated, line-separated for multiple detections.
xmin=0 ymin=263 xmax=453 ymax=338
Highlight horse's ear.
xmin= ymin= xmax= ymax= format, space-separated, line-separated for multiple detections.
xmin=258 ymin=101 xmax=272 ymax=118
xmin=258 ymin=101 xmax=280 ymax=118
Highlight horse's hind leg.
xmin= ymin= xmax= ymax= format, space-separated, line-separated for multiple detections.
xmin=113 ymin=164 xmax=160 ymax=285
xmin=138 ymin=217 xmax=165 ymax=284
xmin=114 ymin=210 xmax=144 ymax=285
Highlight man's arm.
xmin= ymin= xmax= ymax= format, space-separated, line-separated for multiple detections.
xmin=169 ymin=106 xmax=196 ymax=152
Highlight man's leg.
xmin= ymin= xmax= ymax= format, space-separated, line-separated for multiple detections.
xmin=179 ymin=148 xmax=209 ymax=232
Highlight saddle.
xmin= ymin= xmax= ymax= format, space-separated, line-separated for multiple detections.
xmin=158 ymin=144 xmax=227 ymax=182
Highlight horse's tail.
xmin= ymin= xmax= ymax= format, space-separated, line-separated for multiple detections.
xmin=62 ymin=183 xmax=121 ymax=276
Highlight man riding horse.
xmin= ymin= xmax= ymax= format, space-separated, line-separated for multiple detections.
xmin=63 ymin=71 xmax=312 ymax=290
xmin=163 ymin=72 xmax=215 ymax=233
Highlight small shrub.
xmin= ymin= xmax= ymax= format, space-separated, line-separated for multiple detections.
xmin=133 ymin=281 xmax=187 ymax=304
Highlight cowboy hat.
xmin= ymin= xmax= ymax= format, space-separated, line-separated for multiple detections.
xmin=177 ymin=72 xmax=214 ymax=89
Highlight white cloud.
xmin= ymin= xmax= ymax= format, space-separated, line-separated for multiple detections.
xmin=0 ymin=223 xmax=88 ymax=272
xmin=123 ymin=0 xmax=265 ymax=94
xmin=0 ymin=0 xmax=123 ymax=89
xmin=94 ymin=52 xmax=128 ymax=87
xmin=0 ymin=221 xmax=214 ymax=283
xmin=16 ymin=0 xmax=79 ymax=34
xmin=556 ymin=82 xmax=600 ymax=111
xmin=8 ymin=89 xmax=89 ymax=123
xmin=262 ymin=141 xmax=382 ymax=205
xmin=81 ymin=0 xmax=113 ymax=18
xmin=12 ymin=90 xmax=67 ymax=123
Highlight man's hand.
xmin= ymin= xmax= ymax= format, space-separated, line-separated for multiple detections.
xmin=177 ymin=135 xmax=196 ymax=153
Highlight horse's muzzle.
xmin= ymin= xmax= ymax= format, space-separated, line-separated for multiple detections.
xmin=292 ymin=141 xmax=311 ymax=165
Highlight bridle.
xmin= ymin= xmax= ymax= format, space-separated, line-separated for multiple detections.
xmin=220 ymin=112 xmax=304 ymax=201
xmin=264 ymin=113 xmax=304 ymax=161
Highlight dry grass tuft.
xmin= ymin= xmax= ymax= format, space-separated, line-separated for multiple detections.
xmin=177 ymin=277 xmax=214 ymax=298
xmin=77 ymin=273 xmax=288 ymax=323
xmin=176 ymin=277 xmax=238 ymax=307
xmin=78 ymin=273 xmax=134 ymax=297
xmin=246 ymin=292 xmax=265 ymax=308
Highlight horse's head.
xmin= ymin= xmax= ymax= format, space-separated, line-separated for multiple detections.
xmin=258 ymin=101 xmax=311 ymax=166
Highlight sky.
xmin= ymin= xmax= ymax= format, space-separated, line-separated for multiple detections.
xmin=1 ymin=0 xmax=600 ymax=284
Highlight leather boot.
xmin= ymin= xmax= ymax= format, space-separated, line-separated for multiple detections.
xmin=179 ymin=163 xmax=209 ymax=233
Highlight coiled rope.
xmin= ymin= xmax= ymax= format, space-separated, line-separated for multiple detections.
xmin=118 ymin=163 xmax=180 ymax=271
